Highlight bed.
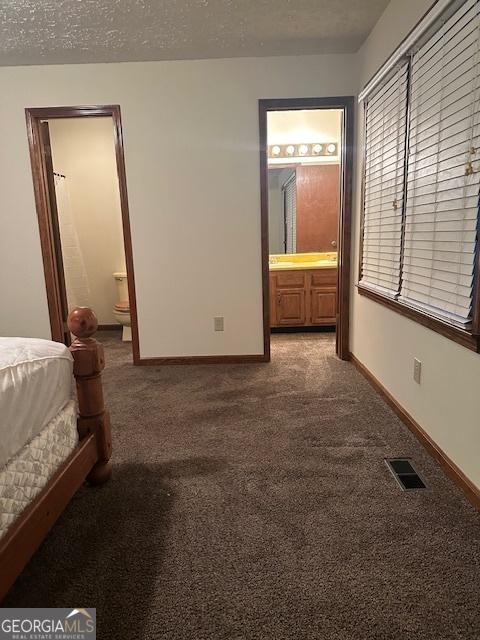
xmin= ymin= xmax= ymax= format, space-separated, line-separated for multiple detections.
xmin=0 ymin=307 xmax=112 ymax=600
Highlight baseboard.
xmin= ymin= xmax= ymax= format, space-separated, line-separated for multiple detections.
xmin=137 ymin=353 xmax=270 ymax=365
xmin=270 ymin=326 xmax=335 ymax=333
xmin=97 ymin=324 xmax=122 ymax=331
xmin=350 ymin=354 xmax=480 ymax=511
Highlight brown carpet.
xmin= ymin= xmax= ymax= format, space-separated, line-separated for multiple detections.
xmin=4 ymin=331 xmax=480 ymax=639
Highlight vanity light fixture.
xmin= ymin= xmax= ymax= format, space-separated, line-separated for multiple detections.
xmin=267 ymin=141 xmax=338 ymax=160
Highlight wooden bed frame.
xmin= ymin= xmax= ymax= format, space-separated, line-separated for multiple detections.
xmin=0 ymin=307 xmax=112 ymax=601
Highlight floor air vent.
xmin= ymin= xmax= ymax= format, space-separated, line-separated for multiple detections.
xmin=385 ymin=458 xmax=426 ymax=490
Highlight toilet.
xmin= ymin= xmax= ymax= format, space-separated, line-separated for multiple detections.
xmin=113 ymin=271 xmax=131 ymax=342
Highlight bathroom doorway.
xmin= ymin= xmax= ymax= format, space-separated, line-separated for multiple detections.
xmin=25 ymin=105 xmax=139 ymax=363
xmin=259 ymin=98 xmax=354 ymax=361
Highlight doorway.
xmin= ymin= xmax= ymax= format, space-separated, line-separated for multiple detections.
xmin=25 ymin=105 xmax=140 ymax=364
xmin=259 ymin=97 xmax=354 ymax=361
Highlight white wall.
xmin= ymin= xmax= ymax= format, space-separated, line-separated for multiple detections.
xmin=48 ymin=118 xmax=126 ymax=324
xmin=351 ymin=0 xmax=480 ymax=490
xmin=0 ymin=54 xmax=358 ymax=356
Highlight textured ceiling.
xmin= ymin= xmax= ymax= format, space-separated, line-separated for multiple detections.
xmin=0 ymin=0 xmax=390 ymax=67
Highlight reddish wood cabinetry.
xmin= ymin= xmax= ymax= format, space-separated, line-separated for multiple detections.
xmin=273 ymin=271 xmax=306 ymax=326
xmin=276 ymin=290 xmax=306 ymax=325
xmin=270 ymin=267 xmax=337 ymax=328
xmin=311 ymin=288 xmax=336 ymax=324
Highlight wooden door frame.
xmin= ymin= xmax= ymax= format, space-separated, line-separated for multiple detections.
xmin=259 ymin=97 xmax=354 ymax=361
xmin=25 ymin=105 xmax=141 ymax=364
xmin=39 ymin=121 xmax=71 ymax=346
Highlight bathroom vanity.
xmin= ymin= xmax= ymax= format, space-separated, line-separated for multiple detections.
xmin=269 ymin=253 xmax=337 ymax=328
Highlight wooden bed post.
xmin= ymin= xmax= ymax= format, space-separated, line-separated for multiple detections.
xmin=68 ymin=307 xmax=112 ymax=485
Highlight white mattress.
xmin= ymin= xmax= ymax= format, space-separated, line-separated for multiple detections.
xmin=0 ymin=399 xmax=78 ymax=540
xmin=0 ymin=337 xmax=74 ymax=470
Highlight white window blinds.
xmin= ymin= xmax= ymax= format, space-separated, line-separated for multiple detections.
xmin=360 ymin=61 xmax=409 ymax=297
xmin=399 ymin=0 xmax=480 ymax=328
xmin=284 ymin=173 xmax=296 ymax=254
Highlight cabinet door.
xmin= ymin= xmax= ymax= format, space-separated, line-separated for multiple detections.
xmin=311 ymin=287 xmax=336 ymax=325
xmin=276 ymin=289 xmax=306 ymax=325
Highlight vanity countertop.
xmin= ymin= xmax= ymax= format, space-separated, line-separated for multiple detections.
xmin=269 ymin=252 xmax=337 ymax=271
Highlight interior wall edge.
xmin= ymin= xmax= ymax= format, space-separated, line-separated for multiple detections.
xmin=350 ymin=353 xmax=480 ymax=510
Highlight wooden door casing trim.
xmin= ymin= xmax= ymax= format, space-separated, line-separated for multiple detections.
xmin=259 ymin=97 xmax=354 ymax=361
xmin=25 ymin=105 xmax=141 ymax=364
xmin=40 ymin=121 xmax=71 ymax=346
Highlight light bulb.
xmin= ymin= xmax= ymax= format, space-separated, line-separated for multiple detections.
xmin=299 ymin=144 xmax=308 ymax=155
xmin=271 ymin=145 xmax=281 ymax=156
xmin=286 ymin=145 xmax=295 ymax=156
xmin=312 ymin=144 xmax=322 ymax=154
xmin=327 ymin=143 xmax=336 ymax=154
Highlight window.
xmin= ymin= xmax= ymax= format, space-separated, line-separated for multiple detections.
xmin=359 ymin=0 xmax=480 ymax=349
xmin=360 ymin=62 xmax=409 ymax=298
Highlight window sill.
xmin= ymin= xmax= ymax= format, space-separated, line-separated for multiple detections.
xmin=357 ymin=284 xmax=480 ymax=353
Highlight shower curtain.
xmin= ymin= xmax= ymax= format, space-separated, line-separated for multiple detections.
xmin=54 ymin=174 xmax=91 ymax=311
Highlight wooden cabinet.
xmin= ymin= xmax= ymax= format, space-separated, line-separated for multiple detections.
xmin=309 ymin=268 xmax=337 ymax=326
xmin=270 ymin=268 xmax=337 ymax=328
xmin=272 ymin=271 xmax=307 ymax=326
xmin=311 ymin=288 xmax=336 ymax=324
xmin=276 ymin=290 xmax=306 ymax=325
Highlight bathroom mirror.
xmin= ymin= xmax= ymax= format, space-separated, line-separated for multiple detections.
xmin=267 ymin=109 xmax=342 ymax=258
xmin=267 ymin=164 xmax=340 ymax=255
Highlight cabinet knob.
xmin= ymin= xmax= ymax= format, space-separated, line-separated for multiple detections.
xmin=331 ymin=240 xmax=337 ymax=248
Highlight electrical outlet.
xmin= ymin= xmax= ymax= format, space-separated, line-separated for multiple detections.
xmin=413 ymin=358 xmax=422 ymax=384
xmin=214 ymin=316 xmax=224 ymax=332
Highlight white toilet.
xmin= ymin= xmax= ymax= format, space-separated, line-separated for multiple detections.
xmin=113 ymin=271 xmax=132 ymax=342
